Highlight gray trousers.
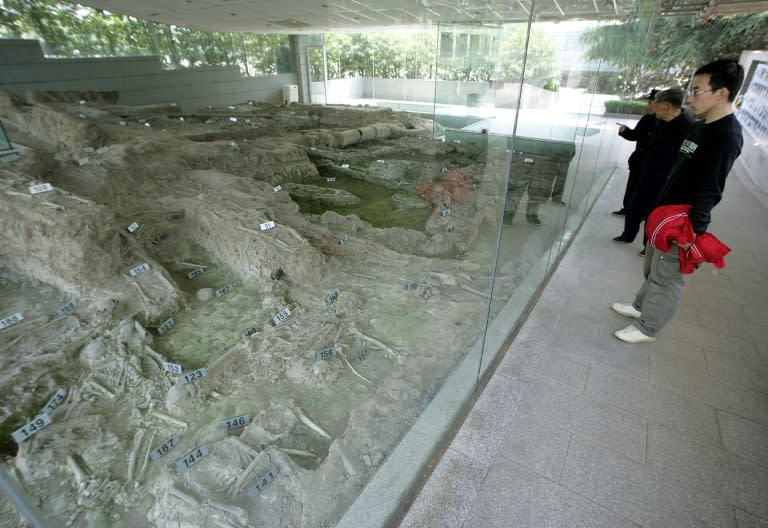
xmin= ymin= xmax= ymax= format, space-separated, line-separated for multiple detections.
xmin=632 ymin=244 xmax=685 ymax=336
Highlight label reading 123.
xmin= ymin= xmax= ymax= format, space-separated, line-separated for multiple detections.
xmin=29 ymin=183 xmax=53 ymax=195
xmin=149 ymin=434 xmax=180 ymax=461
xmin=55 ymin=300 xmax=77 ymax=317
xmin=221 ymin=415 xmax=250 ymax=430
xmin=187 ymin=267 xmax=205 ymax=280
xmin=175 ymin=445 xmax=209 ymax=472
xmin=12 ymin=414 xmax=52 ymax=444
xmin=215 ymin=285 xmax=232 ymax=297
xmin=272 ymin=307 xmax=292 ymax=325
xmin=260 ymin=221 xmax=276 ymax=231
xmin=129 ymin=263 xmax=150 ymax=277
xmin=0 ymin=312 xmax=24 ymax=330
xmin=179 ymin=368 xmax=207 ymax=385
xmin=42 ymin=388 xmax=68 ymax=415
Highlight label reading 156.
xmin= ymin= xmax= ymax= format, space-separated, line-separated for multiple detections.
xmin=260 ymin=221 xmax=276 ymax=231
xmin=187 ymin=267 xmax=205 ymax=280
xmin=314 ymin=346 xmax=336 ymax=362
xmin=55 ymin=300 xmax=77 ymax=318
xmin=175 ymin=445 xmax=209 ymax=472
xmin=215 ymin=285 xmax=232 ymax=297
xmin=29 ymin=183 xmax=53 ymax=195
xmin=164 ymin=362 xmax=183 ymax=374
xmin=42 ymin=388 xmax=68 ymax=415
xmin=157 ymin=318 xmax=176 ymax=335
xmin=221 ymin=415 xmax=250 ymax=430
xmin=180 ymin=368 xmax=207 ymax=385
xmin=0 ymin=312 xmax=24 ymax=331
xmin=149 ymin=434 xmax=180 ymax=461
xmin=272 ymin=307 xmax=292 ymax=325
xmin=12 ymin=414 xmax=52 ymax=444
xmin=246 ymin=465 xmax=280 ymax=497
xmin=129 ymin=263 xmax=151 ymax=277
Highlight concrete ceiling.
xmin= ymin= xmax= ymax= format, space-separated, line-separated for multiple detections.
xmin=75 ymin=0 xmax=767 ymax=33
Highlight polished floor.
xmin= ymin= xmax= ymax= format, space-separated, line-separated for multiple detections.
xmin=400 ymin=160 xmax=768 ymax=528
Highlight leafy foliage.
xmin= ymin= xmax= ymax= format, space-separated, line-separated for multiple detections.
xmin=498 ymin=25 xmax=560 ymax=87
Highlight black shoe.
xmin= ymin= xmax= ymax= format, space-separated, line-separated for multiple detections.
xmin=611 ymin=209 xmax=626 ymax=216
xmin=527 ymin=214 xmax=542 ymax=226
xmin=637 ymin=248 xmax=646 ymax=257
xmin=612 ymin=235 xmax=632 ymax=244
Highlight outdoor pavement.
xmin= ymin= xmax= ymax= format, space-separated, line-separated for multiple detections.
xmin=399 ymin=159 xmax=768 ymax=528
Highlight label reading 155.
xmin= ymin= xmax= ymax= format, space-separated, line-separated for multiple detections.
xmin=12 ymin=414 xmax=52 ymax=444
xmin=180 ymin=368 xmax=207 ymax=385
xmin=272 ymin=307 xmax=292 ymax=325
xmin=149 ymin=434 xmax=180 ymax=461
xmin=175 ymin=445 xmax=209 ymax=472
xmin=221 ymin=415 xmax=250 ymax=430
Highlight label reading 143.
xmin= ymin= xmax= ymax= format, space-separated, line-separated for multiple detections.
xmin=42 ymin=388 xmax=68 ymax=415
xmin=0 ymin=312 xmax=24 ymax=331
xmin=129 ymin=263 xmax=151 ymax=277
xmin=175 ymin=445 xmax=209 ymax=472
xmin=221 ymin=415 xmax=250 ymax=430
xmin=149 ymin=434 xmax=180 ymax=461
xmin=272 ymin=307 xmax=292 ymax=325
xmin=179 ymin=368 xmax=207 ymax=385
xmin=12 ymin=414 xmax=52 ymax=444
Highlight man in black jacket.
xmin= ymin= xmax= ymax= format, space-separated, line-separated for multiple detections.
xmin=611 ymin=59 xmax=744 ymax=343
xmin=612 ymin=88 xmax=695 ymax=247
xmin=613 ymin=89 xmax=658 ymax=216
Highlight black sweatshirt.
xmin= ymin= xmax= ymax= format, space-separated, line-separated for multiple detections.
xmin=657 ymin=113 xmax=743 ymax=234
xmin=620 ymin=113 xmax=658 ymax=172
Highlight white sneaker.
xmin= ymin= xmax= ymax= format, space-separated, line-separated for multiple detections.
xmin=612 ymin=302 xmax=641 ymax=319
xmin=614 ymin=325 xmax=656 ymax=343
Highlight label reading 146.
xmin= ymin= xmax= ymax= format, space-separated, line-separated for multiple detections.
xmin=12 ymin=414 xmax=52 ymax=444
xmin=175 ymin=445 xmax=209 ymax=472
xmin=221 ymin=415 xmax=250 ymax=430
xmin=149 ymin=434 xmax=180 ymax=461
xmin=179 ymin=368 xmax=207 ymax=385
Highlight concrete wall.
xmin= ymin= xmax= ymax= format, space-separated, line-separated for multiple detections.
xmin=0 ymin=39 xmax=298 ymax=112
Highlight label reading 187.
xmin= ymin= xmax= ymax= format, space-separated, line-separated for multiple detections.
xmin=29 ymin=183 xmax=53 ymax=195
xmin=272 ymin=307 xmax=292 ymax=325
xmin=315 ymin=346 xmax=336 ymax=362
xmin=149 ymin=434 xmax=180 ymax=461
xmin=187 ymin=267 xmax=205 ymax=280
xmin=164 ymin=362 xmax=183 ymax=374
xmin=221 ymin=415 xmax=250 ymax=430
xmin=246 ymin=465 xmax=280 ymax=497
xmin=0 ymin=312 xmax=24 ymax=330
xmin=55 ymin=300 xmax=77 ymax=317
xmin=127 ymin=222 xmax=140 ymax=233
xmin=215 ymin=285 xmax=232 ymax=297
xmin=129 ymin=263 xmax=151 ymax=277
xmin=12 ymin=414 xmax=52 ymax=444
xmin=42 ymin=388 xmax=68 ymax=415
xmin=180 ymin=368 xmax=207 ymax=385
xmin=157 ymin=318 xmax=176 ymax=335
xmin=260 ymin=221 xmax=276 ymax=231
xmin=175 ymin=445 xmax=209 ymax=472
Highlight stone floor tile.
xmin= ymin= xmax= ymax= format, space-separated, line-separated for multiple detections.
xmin=534 ymin=351 xmax=590 ymax=392
xmin=705 ymin=347 xmax=768 ymax=394
xmin=718 ymin=411 xmax=768 ymax=468
xmin=736 ymin=508 xmax=768 ymax=528
xmin=496 ymin=413 xmax=572 ymax=481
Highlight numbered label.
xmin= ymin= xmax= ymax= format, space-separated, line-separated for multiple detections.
xmin=221 ymin=415 xmax=250 ymax=430
xmin=55 ymin=300 xmax=77 ymax=318
xmin=341 ymin=163 xmax=350 ymax=169
xmin=127 ymin=222 xmax=140 ymax=233
xmin=325 ymin=288 xmax=340 ymax=305
xmin=440 ymin=209 xmax=452 ymax=217
xmin=149 ymin=434 xmax=180 ymax=461
xmin=129 ymin=263 xmax=151 ymax=277
xmin=187 ymin=267 xmax=205 ymax=280
xmin=350 ymin=343 xmax=369 ymax=365
xmin=175 ymin=445 xmax=209 ymax=472
xmin=272 ymin=307 xmax=292 ymax=325
xmin=314 ymin=346 xmax=336 ymax=362
xmin=157 ymin=318 xmax=176 ymax=336
xmin=241 ymin=327 xmax=259 ymax=338
xmin=12 ymin=414 xmax=52 ymax=444
xmin=273 ymin=185 xmax=282 ymax=193
xmin=164 ymin=362 xmax=183 ymax=374
xmin=245 ymin=465 xmax=280 ymax=497
xmin=339 ymin=235 xmax=349 ymax=245
xmin=179 ymin=368 xmax=207 ymax=385
xmin=326 ymin=177 xmax=336 ymax=183
xmin=42 ymin=388 xmax=68 ymax=415
xmin=0 ymin=312 xmax=24 ymax=330
xmin=29 ymin=183 xmax=53 ymax=195
xmin=119 ymin=120 xmax=128 ymax=126
xmin=228 ymin=105 xmax=237 ymax=110
xmin=167 ymin=211 xmax=184 ymax=221
xmin=215 ymin=285 xmax=232 ymax=297
xmin=83 ymin=147 xmax=95 ymax=154
xmin=229 ymin=117 xmax=238 ymax=123
xmin=260 ymin=221 xmax=276 ymax=231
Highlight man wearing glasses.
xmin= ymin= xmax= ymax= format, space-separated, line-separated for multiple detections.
xmin=612 ymin=58 xmax=744 ymax=343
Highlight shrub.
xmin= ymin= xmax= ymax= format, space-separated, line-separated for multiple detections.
xmin=604 ymin=99 xmax=648 ymax=115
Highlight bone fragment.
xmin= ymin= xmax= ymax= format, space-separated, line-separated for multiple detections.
xmin=150 ymin=410 xmax=188 ymax=429
xmin=339 ymin=352 xmax=373 ymax=385
xmin=66 ymin=456 xmax=88 ymax=487
xmin=169 ymin=485 xmax=200 ymax=507
xmin=295 ymin=407 xmax=332 ymax=441
xmin=349 ymin=326 xmax=401 ymax=357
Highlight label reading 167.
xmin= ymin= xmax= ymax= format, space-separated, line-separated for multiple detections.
xmin=12 ymin=414 xmax=52 ymax=444
xmin=179 ymin=368 xmax=207 ymax=385
xmin=0 ymin=312 xmax=24 ymax=331
xmin=221 ymin=415 xmax=250 ymax=430
xmin=149 ymin=434 xmax=180 ymax=461
xmin=129 ymin=263 xmax=151 ymax=277
xmin=272 ymin=307 xmax=292 ymax=325
xmin=175 ymin=445 xmax=209 ymax=472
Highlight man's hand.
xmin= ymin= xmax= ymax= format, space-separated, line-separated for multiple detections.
xmin=616 ymin=123 xmax=628 ymax=134
xmin=673 ymin=234 xmax=697 ymax=250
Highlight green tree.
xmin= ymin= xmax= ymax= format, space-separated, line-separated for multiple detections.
xmin=498 ymin=24 xmax=560 ymax=87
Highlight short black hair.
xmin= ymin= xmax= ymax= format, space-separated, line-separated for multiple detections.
xmin=654 ymin=88 xmax=683 ymax=108
xmin=694 ymin=59 xmax=744 ymax=102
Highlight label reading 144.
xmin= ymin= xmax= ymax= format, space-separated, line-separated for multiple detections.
xmin=149 ymin=434 xmax=180 ymax=461
xmin=175 ymin=445 xmax=209 ymax=472
xmin=12 ymin=414 xmax=52 ymax=444
xmin=179 ymin=368 xmax=207 ymax=385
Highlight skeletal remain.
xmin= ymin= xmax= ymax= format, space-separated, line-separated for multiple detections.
xmin=337 ymin=445 xmax=357 ymax=476
xmin=229 ymin=455 xmax=261 ymax=497
xmin=350 ymin=272 xmax=377 ymax=280
xmin=235 ymin=224 xmax=261 ymax=236
xmin=150 ymin=409 xmax=188 ymax=429
xmin=66 ymin=455 xmax=89 ymax=488
xmin=230 ymin=437 xmax=260 ymax=458
xmin=126 ymin=429 xmax=145 ymax=481
xmin=349 ymin=325 xmax=401 ymax=358
xmin=136 ymin=430 xmax=155 ymax=481
xmin=131 ymin=282 xmax=151 ymax=304
xmin=169 ymin=484 xmax=200 ymax=507
xmin=205 ymin=500 xmax=249 ymax=526
xmin=4 ymin=190 xmax=32 ymax=199
xmin=295 ymin=407 xmax=332 ymax=441
xmin=175 ymin=261 xmax=208 ymax=269
xmin=339 ymin=351 xmax=373 ymax=385
xmin=278 ymin=447 xmax=316 ymax=458
xmin=460 ymin=285 xmax=487 ymax=297
xmin=88 ymin=379 xmax=115 ymax=398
